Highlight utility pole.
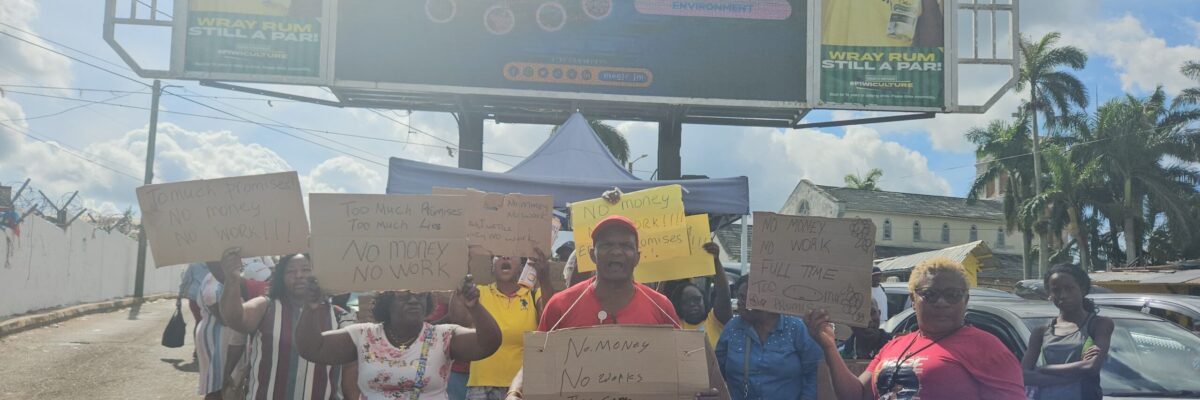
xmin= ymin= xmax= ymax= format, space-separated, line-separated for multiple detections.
xmin=134 ymin=80 xmax=162 ymax=300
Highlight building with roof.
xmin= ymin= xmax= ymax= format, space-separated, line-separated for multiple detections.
xmin=715 ymin=179 xmax=1026 ymax=288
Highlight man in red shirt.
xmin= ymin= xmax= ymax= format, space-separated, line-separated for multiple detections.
xmin=505 ymin=214 xmax=694 ymax=399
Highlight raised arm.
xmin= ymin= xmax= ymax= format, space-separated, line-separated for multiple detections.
xmin=530 ymin=247 xmax=558 ymax=313
xmin=215 ymin=247 xmax=268 ymax=334
xmin=294 ymin=304 xmax=358 ymax=366
xmin=806 ymin=310 xmax=875 ymax=400
xmin=703 ymin=242 xmax=733 ymax=324
xmin=449 ymin=276 xmax=502 ymax=362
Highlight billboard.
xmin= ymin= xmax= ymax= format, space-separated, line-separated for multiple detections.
xmin=175 ymin=0 xmax=329 ymax=82
xmin=162 ymin=0 xmax=961 ymax=114
xmin=333 ymin=0 xmax=809 ymax=106
xmin=817 ymin=0 xmax=946 ymax=109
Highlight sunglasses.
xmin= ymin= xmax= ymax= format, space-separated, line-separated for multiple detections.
xmin=915 ymin=288 xmax=967 ymax=304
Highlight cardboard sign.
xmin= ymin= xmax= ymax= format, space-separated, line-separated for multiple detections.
xmin=523 ymin=326 xmax=710 ymax=400
xmin=571 ymin=185 xmax=690 ymax=272
xmin=433 ymin=188 xmax=553 ymax=258
xmin=309 ymin=194 xmax=469 ymax=293
xmin=135 ymin=172 xmax=309 ymax=267
xmin=747 ymin=212 xmax=876 ymax=327
xmin=629 ymin=214 xmax=715 ymax=283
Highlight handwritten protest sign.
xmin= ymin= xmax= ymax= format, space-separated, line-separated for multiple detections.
xmin=747 ymin=212 xmax=876 ymax=327
xmin=432 ymin=188 xmax=553 ymax=258
xmin=571 ymin=185 xmax=690 ymax=273
xmin=630 ymin=214 xmax=715 ymax=283
xmin=523 ymin=326 xmax=710 ymax=400
xmin=135 ymin=172 xmax=308 ymax=267
xmin=309 ymin=194 xmax=468 ymax=293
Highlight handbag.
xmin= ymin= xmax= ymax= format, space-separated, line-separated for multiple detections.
xmin=161 ymin=297 xmax=187 ymax=348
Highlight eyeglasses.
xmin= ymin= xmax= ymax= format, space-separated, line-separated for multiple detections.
xmin=915 ymin=288 xmax=967 ymax=304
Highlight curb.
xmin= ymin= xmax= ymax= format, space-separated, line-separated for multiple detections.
xmin=0 ymin=293 xmax=176 ymax=338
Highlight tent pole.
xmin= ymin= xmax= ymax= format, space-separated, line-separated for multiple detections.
xmin=740 ymin=215 xmax=749 ymax=276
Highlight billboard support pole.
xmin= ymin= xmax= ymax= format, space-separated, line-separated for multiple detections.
xmin=134 ymin=79 xmax=162 ymax=300
xmin=457 ymin=112 xmax=484 ymax=170
xmin=657 ymin=110 xmax=682 ymax=180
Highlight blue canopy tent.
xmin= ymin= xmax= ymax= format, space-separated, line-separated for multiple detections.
xmin=385 ymin=113 xmax=750 ymax=217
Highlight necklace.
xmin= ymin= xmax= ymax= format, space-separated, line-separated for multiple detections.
xmin=886 ymin=326 xmax=963 ymax=393
xmin=384 ymin=325 xmax=419 ymax=350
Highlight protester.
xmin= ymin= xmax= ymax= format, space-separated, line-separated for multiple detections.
xmin=806 ymin=257 xmax=1025 ymax=399
xmin=1022 ymin=263 xmax=1114 ymax=400
xmin=293 ymin=278 xmax=503 ymax=400
xmin=554 ymin=241 xmax=574 ymax=262
xmin=839 ymin=302 xmax=892 ymax=360
xmin=871 ymin=267 xmax=888 ymax=319
xmin=195 ymin=259 xmax=246 ymax=399
xmin=449 ymin=250 xmax=555 ymax=400
xmin=505 ymin=214 xmax=719 ymax=399
xmin=180 ymin=262 xmax=209 ymax=334
xmin=668 ymin=242 xmax=732 ymax=347
xmin=716 ymin=274 xmax=822 ymax=400
xmin=217 ymin=249 xmax=345 ymax=400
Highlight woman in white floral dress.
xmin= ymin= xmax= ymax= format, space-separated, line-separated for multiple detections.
xmin=296 ymin=277 xmax=502 ymax=400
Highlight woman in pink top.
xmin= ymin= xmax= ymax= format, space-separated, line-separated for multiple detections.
xmin=806 ymin=257 xmax=1026 ymax=400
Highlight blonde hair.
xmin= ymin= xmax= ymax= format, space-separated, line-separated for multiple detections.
xmin=907 ymin=256 xmax=969 ymax=292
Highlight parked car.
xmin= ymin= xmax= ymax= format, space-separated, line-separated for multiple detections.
xmin=883 ymin=298 xmax=1200 ymax=399
xmin=878 ymin=282 xmax=1020 ymax=319
xmin=1089 ymin=293 xmax=1200 ymax=334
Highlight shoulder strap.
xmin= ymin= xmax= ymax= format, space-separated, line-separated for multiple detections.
xmin=743 ymin=333 xmax=751 ymax=398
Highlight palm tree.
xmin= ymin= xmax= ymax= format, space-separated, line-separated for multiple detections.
xmin=967 ymin=115 xmax=1038 ymax=276
xmin=1021 ymin=140 xmax=1101 ymax=271
xmin=1073 ymin=89 xmax=1200 ymax=265
xmin=1177 ymin=60 xmax=1200 ymax=106
xmin=1017 ymin=32 xmax=1089 ymax=276
xmin=552 ymin=119 xmax=630 ymax=164
xmin=844 ymin=168 xmax=883 ymax=190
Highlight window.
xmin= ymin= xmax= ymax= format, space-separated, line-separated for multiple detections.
xmin=969 ymin=225 xmax=978 ymax=242
xmin=882 ymin=219 xmax=892 ymax=241
xmin=913 ymin=221 xmax=922 ymax=242
xmin=997 ymin=228 xmax=1006 ymax=247
xmin=797 ymin=200 xmax=810 ymax=215
xmin=941 ymin=223 xmax=951 ymax=243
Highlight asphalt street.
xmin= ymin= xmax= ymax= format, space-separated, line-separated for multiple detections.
xmin=0 ymin=299 xmax=200 ymax=399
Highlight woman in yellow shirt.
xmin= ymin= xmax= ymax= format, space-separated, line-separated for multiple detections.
xmin=449 ymin=248 xmax=556 ymax=400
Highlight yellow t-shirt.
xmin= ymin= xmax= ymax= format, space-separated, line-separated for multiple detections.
xmin=467 ymin=284 xmax=539 ymax=388
xmin=822 ymin=0 xmax=942 ymax=47
xmin=682 ymin=309 xmax=725 ymax=348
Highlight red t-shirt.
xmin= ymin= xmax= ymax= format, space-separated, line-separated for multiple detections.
xmin=867 ymin=325 xmax=1025 ymax=400
xmin=538 ymin=278 xmax=680 ymax=331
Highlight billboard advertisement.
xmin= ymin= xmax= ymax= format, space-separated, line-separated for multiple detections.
xmin=332 ymin=0 xmax=809 ymax=105
xmin=179 ymin=0 xmax=327 ymax=80
xmin=818 ymin=0 xmax=946 ymax=109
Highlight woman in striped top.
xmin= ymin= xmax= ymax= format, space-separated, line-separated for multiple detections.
xmin=295 ymin=277 xmax=503 ymax=400
xmin=217 ymin=248 xmax=346 ymax=400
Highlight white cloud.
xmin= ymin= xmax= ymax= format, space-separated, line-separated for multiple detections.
xmin=682 ymin=125 xmax=952 ymax=211
xmin=0 ymin=0 xmax=73 ymax=160
xmin=301 ymin=156 xmax=385 ymax=194
xmin=1185 ymin=18 xmax=1200 ymax=44
xmin=1059 ymin=14 xmax=1200 ymax=95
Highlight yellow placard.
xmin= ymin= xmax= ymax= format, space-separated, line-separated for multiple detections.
xmin=571 ymin=185 xmax=690 ymax=273
xmin=631 ymin=214 xmax=714 ymax=283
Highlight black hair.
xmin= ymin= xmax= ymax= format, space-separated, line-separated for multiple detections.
xmin=733 ymin=274 xmax=750 ymax=296
xmin=371 ymin=291 xmax=434 ymax=325
xmin=268 ymin=253 xmax=310 ymax=300
xmin=667 ymin=281 xmax=706 ymax=316
xmin=1044 ymin=263 xmax=1097 ymax=312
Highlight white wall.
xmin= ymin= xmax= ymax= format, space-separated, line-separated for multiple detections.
xmin=0 ymin=215 xmax=181 ymax=319
xmin=843 ymin=211 xmax=1025 ymax=255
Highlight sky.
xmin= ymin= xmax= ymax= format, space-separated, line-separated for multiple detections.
xmin=1 ymin=0 xmax=1199 ymax=218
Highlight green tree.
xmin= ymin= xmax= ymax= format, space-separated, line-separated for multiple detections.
xmin=1177 ymin=60 xmax=1200 ymax=106
xmin=1020 ymin=140 xmax=1101 ymax=271
xmin=1071 ymin=89 xmax=1200 ymax=265
xmin=844 ymin=168 xmax=884 ymax=190
xmin=1017 ymin=32 xmax=1089 ymax=276
xmin=967 ymin=115 xmax=1038 ymax=276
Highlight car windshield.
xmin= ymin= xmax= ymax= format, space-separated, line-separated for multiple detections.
xmin=1091 ymin=318 xmax=1200 ymax=393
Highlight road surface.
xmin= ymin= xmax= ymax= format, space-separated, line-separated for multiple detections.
xmin=0 ymin=299 xmax=199 ymax=399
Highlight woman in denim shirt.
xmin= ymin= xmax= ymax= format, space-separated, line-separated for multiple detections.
xmin=717 ymin=275 xmax=823 ymax=400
